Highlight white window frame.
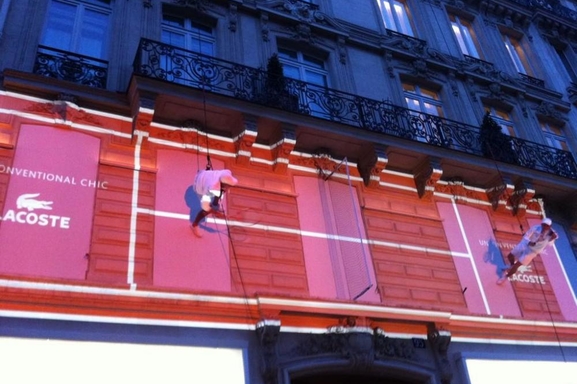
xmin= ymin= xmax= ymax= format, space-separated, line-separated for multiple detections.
xmin=485 ymin=106 xmax=516 ymax=136
xmin=161 ymin=14 xmax=215 ymax=56
xmin=377 ymin=0 xmax=414 ymax=36
xmin=403 ymin=84 xmax=444 ymax=117
xmin=541 ymin=122 xmax=569 ymax=150
xmin=502 ymin=34 xmax=531 ymax=75
xmin=277 ymin=47 xmax=328 ymax=86
xmin=450 ymin=14 xmax=480 ymax=58
xmin=554 ymin=45 xmax=577 ymax=83
xmin=41 ymin=0 xmax=111 ymax=59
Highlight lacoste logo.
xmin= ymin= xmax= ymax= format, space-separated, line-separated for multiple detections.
xmin=517 ymin=265 xmax=532 ymax=274
xmin=16 ymin=193 xmax=53 ymax=211
xmin=0 ymin=192 xmax=69 ymax=229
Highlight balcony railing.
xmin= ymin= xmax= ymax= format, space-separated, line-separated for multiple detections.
xmin=33 ymin=45 xmax=108 ymax=89
xmin=133 ymin=38 xmax=577 ymax=180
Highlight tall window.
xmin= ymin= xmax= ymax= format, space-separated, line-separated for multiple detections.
xmin=278 ymin=47 xmax=327 ymax=86
xmin=502 ymin=34 xmax=532 ymax=75
xmin=560 ymin=0 xmax=577 ymax=11
xmin=485 ymin=106 xmax=516 ymax=136
xmin=450 ymin=14 xmax=481 ymax=58
xmin=403 ymin=83 xmax=444 ymax=117
xmin=541 ymin=122 xmax=569 ymax=150
xmin=41 ymin=0 xmax=110 ymax=59
xmin=554 ymin=46 xmax=577 ymax=83
xmin=278 ymin=47 xmax=328 ymax=116
xmin=377 ymin=0 xmax=414 ymax=36
xmin=161 ymin=14 xmax=214 ymax=56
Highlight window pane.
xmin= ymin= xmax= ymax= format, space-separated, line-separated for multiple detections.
xmin=42 ymin=1 xmax=76 ymax=50
xmin=162 ymin=30 xmax=186 ymax=48
xmin=278 ymin=48 xmax=298 ymax=60
xmin=282 ymin=64 xmax=301 ymax=80
xmin=393 ymin=2 xmax=413 ymax=36
xmin=163 ymin=15 xmax=185 ymax=28
xmin=79 ymin=8 xmax=109 ymax=58
xmin=305 ymin=70 xmax=327 ymax=86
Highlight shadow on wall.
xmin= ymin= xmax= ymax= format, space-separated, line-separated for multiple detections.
xmin=484 ymin=238 xmax=507 ymax=278
xmin=184 ymin=184 xmax=217 ymax=234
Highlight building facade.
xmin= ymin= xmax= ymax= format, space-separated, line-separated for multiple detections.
xmin=0 ymin=0 xmax=576 ymax=382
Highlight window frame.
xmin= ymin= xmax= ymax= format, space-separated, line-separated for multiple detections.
xmin=40 ymin=0 xmax=111 ymax=59
xmin=376 ymin=0 xmax=415 ymax=37
xmin=502 ymin=34 xmax=532 ymax=76
xmin=161 ymin=13 xmax=215 ymax=56
xmin=403 ymin=83 xmax=444 ymax=117
xmin=450 ymin=14 xmax=481 ymax=58
xmin=541 ymin=121 xmax=569 ymax=151
xmin=484 ymin=106 xmax=517 ymax=137
xmin=277 ymin=47 xmax=328 ymax=87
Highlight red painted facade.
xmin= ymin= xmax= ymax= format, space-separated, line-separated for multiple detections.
xmin=0 ymin=90 xmax=576 ymax=346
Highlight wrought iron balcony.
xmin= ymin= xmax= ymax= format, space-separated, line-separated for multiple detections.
xmin=33 ymin=45 xmax=108 ymax=89
xmin=133 ymin=38 xmax=577 ymax=180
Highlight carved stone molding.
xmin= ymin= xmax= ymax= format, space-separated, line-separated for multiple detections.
xmin=261 ymin=12 xmax=270 ymax=42
xmin=436 ymin=178 xmax=477 ymax=202
xmin=534 ymin=100 xmax=566 ymax=122
xmin=229 ymin=2 xmax=238 ymax=32
xmin=414 ymin=157 xmax=443 ymax=200
xmin=427 ymin=325 xmax=453 ymax=384
xmin=171 ymin=0 xmax=209 ymax=13
xmin=286 ymin=23 xmax=322 ymax=45
xmin=256 ymin=319 xmax=281 ymax=384
xmin=291 ymin=326 xmax=416 ymax=368
xmin=312 ymin=150 xmax=340 ymax=180
xmin=272 ymin=0 xmax=324 ymax=24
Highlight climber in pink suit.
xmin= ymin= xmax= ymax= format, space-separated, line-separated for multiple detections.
xmin=190 ymin=169 xmax=238 ymax=237
xmin=497 ymin=218 xmax=558 ymax=284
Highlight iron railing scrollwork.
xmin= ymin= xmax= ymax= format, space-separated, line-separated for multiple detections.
xmin=33 ymin=45 xmax=108 ymax=89
xmin=133 ymin=38 xmax=577 ymax=180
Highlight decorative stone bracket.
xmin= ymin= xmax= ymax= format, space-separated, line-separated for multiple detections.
xmin=357 ymin=145 xmax=388 ymax=187
xmin=508 ymin=180 xmax=535 ymax=217
xmin=131 ymin=96 xmax=155 ymax=144
xmin=234 ymin=115 xmax=258 ymax=166
xmin=414 ymin=157 xmax=442 ymax=200
xmin=271 ymin=123 xmax=296 ymax=174
xmin=486 ymin=175 xmax=514 ymax=212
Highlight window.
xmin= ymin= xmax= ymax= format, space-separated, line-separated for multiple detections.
xmin=161 ymin=14 xmax=214 ymax=56
xmin=159 ymin=12 xmax=215 ymax=85
xmin=450 ymin=14 xmax=481 ymax=58
xmin=541 ymin=122 xmax=569 ymax=150
xmin=554 ymin=46 xmax=577 ymax=83
xmin=485 ymin=106 xmax=516 ymax=136
xmin=278 ymin=47 xmax=327 ymax=86
xmin=502 ymin=34 xmax=532 ymax=76
xmin=403 ymin=83 xmax=449 ymax=145
xmin=560 ymin=0 xmax=577 ymax=11
xmin=278 ymin=47 xmax=328 ymax=117
xmin=41 ymin=0 xmax=110 ymax=59
xmin=376 ymin=0 xmax=414 ymax=36
xmin=403 ymin=83 xmax=444 ymax=117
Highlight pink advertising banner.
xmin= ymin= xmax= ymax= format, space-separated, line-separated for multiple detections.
xmin=0 ymin=125 xmax=100 ymax=280
xmin=526 ymin=218 xmax=577 ymax=321
xmin=152 ymin=150 xmax=231 ymax=292
xmin=295 ymin=176 xmax=379 ymax=302
xmin=437 ymin=202 xmax=521 ymax=316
